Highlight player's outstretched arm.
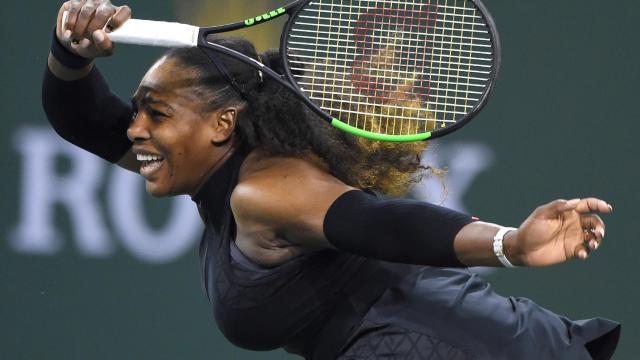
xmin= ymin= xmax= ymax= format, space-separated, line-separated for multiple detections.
xmin=232 ymin=160 xmax=612 ymax=268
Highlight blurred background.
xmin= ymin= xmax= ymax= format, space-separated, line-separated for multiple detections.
xmin=2 ymin=0 xmax=638 ymax=358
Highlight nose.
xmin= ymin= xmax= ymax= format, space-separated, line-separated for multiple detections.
xmin=127 ymin=112 xmax=151 ymax=142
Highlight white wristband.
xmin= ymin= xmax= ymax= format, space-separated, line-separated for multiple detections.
xmin=493 ymin=227 xmax=518 ymax=268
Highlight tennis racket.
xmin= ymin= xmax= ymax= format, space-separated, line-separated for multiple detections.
xmin=65 ymin=0 xmax=500 ymax=142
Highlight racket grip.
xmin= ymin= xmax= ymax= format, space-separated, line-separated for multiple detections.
xmin=62 ymin=11 xmax=199 ymax=48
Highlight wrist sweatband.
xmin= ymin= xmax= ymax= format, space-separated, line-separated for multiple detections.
xmin=323 ymin=190 xmax=476 ymax=267
xmin=42 ymin=65 xmax=133 ymax=163
xmin=50 ymin=27 xmax=92 ymax=69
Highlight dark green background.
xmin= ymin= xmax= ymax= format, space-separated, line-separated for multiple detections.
xmin=2 ymin=0 xmax=638 ymax=359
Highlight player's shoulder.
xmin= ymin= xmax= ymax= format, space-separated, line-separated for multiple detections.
xmin=231 ymin=151 xmax=350 ymax=222
xmin=238 ymin=151 xmax=337 ymax=188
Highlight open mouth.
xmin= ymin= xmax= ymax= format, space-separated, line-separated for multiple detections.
xmin=137 ymin=154 xmax=165 ymax=178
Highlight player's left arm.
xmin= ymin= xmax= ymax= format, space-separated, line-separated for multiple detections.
xmin=231 ymin=158 xmax=611 ymax=267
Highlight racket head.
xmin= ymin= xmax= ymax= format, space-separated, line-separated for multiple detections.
xmin=281 ymin=0 xmax=501 ymax=142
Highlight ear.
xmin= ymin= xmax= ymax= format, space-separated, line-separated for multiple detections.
xmin=209 ymin=106 xmax=238 ymax=144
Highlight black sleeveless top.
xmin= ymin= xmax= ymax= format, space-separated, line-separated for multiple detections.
xmin=191 ymin=143 xmax=411 ymax=359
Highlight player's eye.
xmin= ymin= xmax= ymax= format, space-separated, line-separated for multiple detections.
xmin=149 ymin=109 xmax=168 ymax=119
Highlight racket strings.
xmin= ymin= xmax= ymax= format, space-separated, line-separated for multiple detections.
xmin=287 ymin=0 xmax=494 ymax=136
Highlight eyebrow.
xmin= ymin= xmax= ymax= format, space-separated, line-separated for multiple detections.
xmin=131 ymin=87 xmax=176 ymax=113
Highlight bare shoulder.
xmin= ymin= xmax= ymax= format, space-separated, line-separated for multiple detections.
xmin=239 ymin=152 xmax=341 ymax=185
xmin=230 ymin=151 xmax=354 ymax=250
xmin=233 ymin=152 xmax=349 ymax=207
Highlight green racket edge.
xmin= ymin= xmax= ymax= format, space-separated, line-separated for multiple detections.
xmin=330 ymin=118 xmax=432 ymax=142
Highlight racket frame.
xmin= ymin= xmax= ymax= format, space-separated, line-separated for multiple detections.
xmin=198 ymin=1 xmax=301 ymax=34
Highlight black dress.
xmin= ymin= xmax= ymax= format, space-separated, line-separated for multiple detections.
xmin=192 ymin=143 xmax=620 ymax=360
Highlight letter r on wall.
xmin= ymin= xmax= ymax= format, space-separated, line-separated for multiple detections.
xmin=9 ymin=127 xmax=113 ymax=256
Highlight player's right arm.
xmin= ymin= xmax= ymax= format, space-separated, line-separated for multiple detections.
xmin=49 ymin=0 xmax=130 ymax=79
xmin=44 ymin=0 xmax=138 ymax=171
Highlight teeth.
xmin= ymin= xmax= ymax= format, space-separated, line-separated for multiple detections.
xmin=136 ymin=154 xmax=163 ymax=161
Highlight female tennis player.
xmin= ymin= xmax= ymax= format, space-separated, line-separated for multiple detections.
xmin=43 ymin=1 xmax=620 ymax=358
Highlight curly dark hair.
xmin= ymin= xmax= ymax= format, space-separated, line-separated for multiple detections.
xmin=163 ymin=35 xmax=429 ymax=196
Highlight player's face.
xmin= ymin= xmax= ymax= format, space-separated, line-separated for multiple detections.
xmin=128 ymin=58 xmax=232 ymax=197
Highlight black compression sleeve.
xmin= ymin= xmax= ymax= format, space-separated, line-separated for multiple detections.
xmin=323 ymin=190 xmax=476 ymax=267
xmin=42 ymin=65 xmax=133 ymax=163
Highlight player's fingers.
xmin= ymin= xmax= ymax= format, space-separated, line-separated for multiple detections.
xmin=64 ymin=0 xmax=85 ymax=36
xmin=71 ymin=0 xmax=97 ymax=43
xmin=583 ymin=229 xmax=602 ymax=251
xmin=106 ymin=5 xmax=131 ymax=32
xmin=56 ymin=3 xmax=70 ymax=40
xmin=581 ymin=214 xmax=605 ymax=250
xmin=573 ymin=241 xmax=591 ymax=261
xmin=85 ymin=2 xmax=116 ymax=37
xmin=92 ymin=29 xmax=113 ymax=55
xmin=574 ymin=197 xmax=613 ymax=214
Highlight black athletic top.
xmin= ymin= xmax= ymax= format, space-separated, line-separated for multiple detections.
xmin=189 ymin=146 xmax=621 ymax=360
xmin=191 ymin=142 xmax=412 ymax=359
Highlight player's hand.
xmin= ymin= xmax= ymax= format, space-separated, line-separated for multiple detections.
xmin=55 ymin=0 xmax=131 ymax=60
xmin=510 ymin=198 xmax=612 ymax=267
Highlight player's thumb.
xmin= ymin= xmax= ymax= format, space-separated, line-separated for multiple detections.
xmin=92 ymin=30 xmax=114 ymax=55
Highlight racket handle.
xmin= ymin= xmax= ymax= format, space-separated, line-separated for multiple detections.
xmin=62 ymin=11 xmax=199 ymax=48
